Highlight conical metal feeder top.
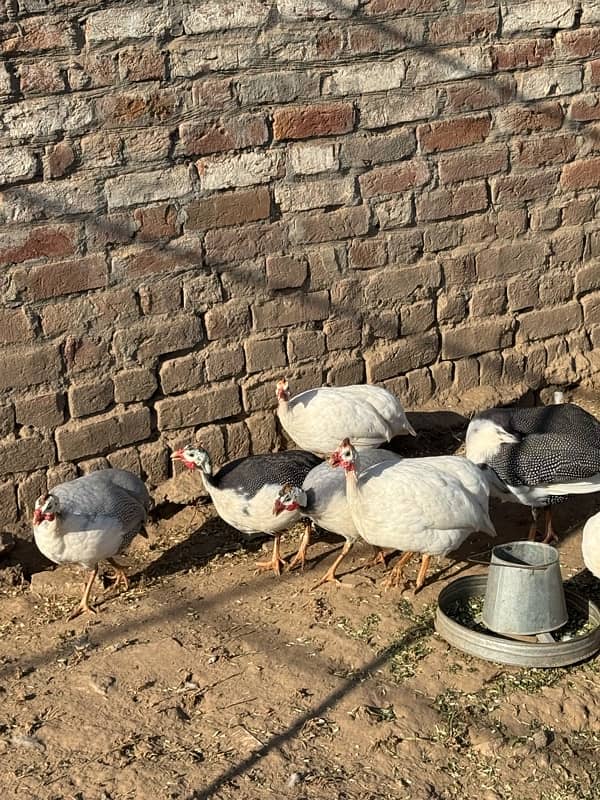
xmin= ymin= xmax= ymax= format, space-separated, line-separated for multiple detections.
xmin=482 ymin=541 xmax=568 ymax=637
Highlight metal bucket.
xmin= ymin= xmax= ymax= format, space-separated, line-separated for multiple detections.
xmin=482 ymin=541 xmax=568 ymax=636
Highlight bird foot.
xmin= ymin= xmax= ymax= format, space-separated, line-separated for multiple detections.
xmin=365 ymin=551 xmax=388 ymax=569
xmin=287 ymin=551 xmax=307 ymax=572
xmin=254 ymin=557 xmax=287 ymax=576
xmin=104 ymin=571 xmax=129 ymax=592
xmin=311 ymin=572 xmax=343 ymax=590
xmin=67 ymin=601 xmax=98 ymax=620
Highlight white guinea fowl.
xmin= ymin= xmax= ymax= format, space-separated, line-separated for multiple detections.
xmin=276 ymin=378 xmax=415 ymax=455
xmin=274 ymin=448 xmax=402 ymax=584
xmin=32 ymin=469 xmax=151 ymax=618
xmin=328 ymin=439 xmax=496 ymax=592
xmin=582 ymin=512 xmax=600 ymax=578
xmin=171 ymin=445 xmax=321 ymax=575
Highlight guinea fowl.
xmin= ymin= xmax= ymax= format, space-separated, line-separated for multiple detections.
xmin=171 ymin=445 xmax=321 ymax=575
xmin=276 ymin=378 xmax=415 ymax=455
xmin=582 ymin=511 xmax=600 ymax=579
xmin=274 ymin=448 xmax=402 ymax=584
xmin=465 ymin=403 xmax=600 ymax=543
xmin=33 ymin=469 xmax=151 ymax=619
xmin=327 ymin=439 xmax=495 ymax=591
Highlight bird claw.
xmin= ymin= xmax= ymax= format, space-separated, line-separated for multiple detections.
xmin=254 ymin=557 xmax=287 ymax=576
xmin=287 ymin=552 xmax=307 ymax=572
xmin=67 ymin=602 xmax=98 ymax=620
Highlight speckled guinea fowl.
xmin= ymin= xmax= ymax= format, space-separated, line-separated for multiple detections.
xmin=274 ymin=448 xmax=402 ymax=584
xmin=325 ymin=439 xmax=495 ymax=592
xmin=33 ymin=469 xmax=152 ymax=618
xmin=171 ymin=446 xmax=322 ymax=575
xmin=465 ymin=404 xmax=600 ymax=542
xmin=276 ymin=378 xmax=416 ymax=455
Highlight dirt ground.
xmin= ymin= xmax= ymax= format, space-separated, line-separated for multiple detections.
xmin=2 ymin=392 xmax=600 ymax=800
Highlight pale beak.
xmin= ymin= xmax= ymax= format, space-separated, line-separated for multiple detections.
xmin=405 ymin=420 xmax=417 ymax=437
xmin=171 ymin=449 xmax=184 ymax=461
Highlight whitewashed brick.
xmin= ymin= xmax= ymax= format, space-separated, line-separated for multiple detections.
xmin=0 ymin=179 xmax=102 ymax=224
xmin=170 ymin=42 xmax=257 ymax=77
xmin=582 ymin=0 xmax=600 ymax=23
xmin=105 ymin=165 xmax=193 ymax=209
xmin=275 ymin=177 xmax=355 ymax=212
xmin=288 ymin=142 xmax=339 ymax=175
xmin=322 ymin=59 xmax=407 ymax=96
xmin=502 ymin=1 xmax=576 ymax=33
xmin=0 ymin=64 xmax=10 ymax=97
xmin=86 ymin=6 xmax=171 ymax=41
xmin=2 ymin=97 xmax=94 ymax=140
xmin=198 ymin=151 xmax=281 ymax=191
xmin=184 ymin=0 xmax=270 ymax=32
xmin=410 ymin=47 xmax=491 ymax=86
xmin=237 ymin=73 xmax=317 ymax=105
xmin=360 ymin=88 xmax=437 ymax=129
xmin=517 ymin=66 xmax=582 ymax=100
xmin=0 ymin=148 xmax=37 ymax=186
xmin=277 ymin=0 xmax=359 ymax=18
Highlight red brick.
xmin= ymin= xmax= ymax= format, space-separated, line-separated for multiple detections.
xmin=512 ymin=136 xmax=578 ymax=169
xmin=134 ymin=204 xmax=179 ymax=241
xmin=69 ymin=52 xmax=118 ymax=91
xmin=273 ymin=102 xmax=354 ymax=140
xmin=416 ymin=182 xmax=488 ymax=222
xmin=97 ymin=89 xmax=178 ymax=129
xmin=491 ymin=171 xmax=559 ymax=204
xmin=349 ymin=239 xmax=387 ymax=270
xmin=119 ymin=46 xmax=165 ymax=82
xmin=418 ymin=115 xmax=490 ymax=153
xmin=491 ymin=39 xmax=553 ymax=70
xmin=590 ymin=60 xmax=600 ymax=87
xmin=438 ymin=145 xmax=508 ymax=183
xmin=316 ymin=28 xmax=345 ymax=58
xmin=180 ymin=114 xmax=268 ymax=156
xmin=569 ymin=94 xmax=600 ymax=121
xmin=290 ymin=206 xmax=369 ymax=244
xmin=359 ymin=158 xmax=429 ymax=197
xmin=446 ymin=77 xmax=514 ymax=112
xmin=347 ymin=19 xmax=424 ymax=54
xmin=185 ymin=187 xmax=271 ymax=230
xmin=561 ymin=157 xmax=600 ymax=189
xmin=0 ymin=18 xmax=77 ymax=55
xmin=495 ymin=102 xmax=563 ymax=134
xmin=16 ymin=254 xmax=107 ymax=301
xmin=113 ymin=240 xmax=199 ymax=279
xmin=19 ymin=62 xmax=65 ymax=94
xmin=46 ymin=141 xmax=75 ymax=179
xmin=429 ymin=11 xmax=497 ymax=44
xmin=205 ymin=221 xmax=286 ymax=265
xmin=0 ymin=224 xmax=79 ymax=266
xmin=556 ymin=28 xmax=600 ymax=58
xmin=0 ymin=309 xmax=34 ymax=345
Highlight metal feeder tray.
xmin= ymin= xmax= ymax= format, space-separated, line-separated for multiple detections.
xmin=435 ymin=575 xmax=600 ymax=668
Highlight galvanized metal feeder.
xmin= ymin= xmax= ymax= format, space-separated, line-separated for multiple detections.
xmin=435 ymin=541 xmax=600 ymax=668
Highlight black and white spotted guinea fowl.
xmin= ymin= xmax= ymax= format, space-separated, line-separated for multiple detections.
xmin=274 ymin=448 xmax=402 ymax=585
xmin=33 ymin=469 xmax=151 ymax=619
xmin=171 ymin=445 xmax=322 ymax=575
xmin=276 ymin=378 xmax=416 ymax=455
xmin=465 ymin=403 xmax=600 ymax=542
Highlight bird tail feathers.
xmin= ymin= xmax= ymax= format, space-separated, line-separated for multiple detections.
xmin=541 ymin=476 xmax=600 ymax=496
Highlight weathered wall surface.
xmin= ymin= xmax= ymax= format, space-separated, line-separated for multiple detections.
xmin=1 ymin=0 xmax=600 ymax=518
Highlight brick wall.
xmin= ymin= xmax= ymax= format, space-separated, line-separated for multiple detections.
xmin=1 ymin=0 xmax=600 ymax=520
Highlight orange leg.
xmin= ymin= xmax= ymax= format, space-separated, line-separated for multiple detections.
xmin=383 ymin=551 xmax=415 ymax=590
xmin=541 ymin=508 xmax=558 ymax=545
xmin=255 ymin=534 xmax=287 ymax=576
xmin=312 ymin=541 xmax=353 ymax=589
xmin=415 ymin=554 xmax=432 ymax=593
xmin=365 ymin=546 xmax=389 ymax=568
xmin=106 ymin=557 xmax=129 ymax=591
xmin=287 ymin=519 xmax=313 ymax=572
xmin=68 ymin=566 xmax=99 ymax=620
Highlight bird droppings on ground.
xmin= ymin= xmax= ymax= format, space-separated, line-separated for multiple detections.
xmin=1 ymin=391 xmax=600 ymax=798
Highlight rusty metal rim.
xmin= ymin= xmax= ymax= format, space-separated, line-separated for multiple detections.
xmin=435 ymin=575 xmax=600 ymax=669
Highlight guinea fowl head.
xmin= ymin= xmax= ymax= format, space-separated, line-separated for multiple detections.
xmin=329 ymin=438 xmax=358 ymax=472
xmin=273 ymin=483 xmax=307 ymax=516
xmin=276 ymin=378 xmax=290 ymax=402
xmin=33 ymin=494 xmax=60 ymax=525
xmin=171 ymin=445 xmax=212 ymax=475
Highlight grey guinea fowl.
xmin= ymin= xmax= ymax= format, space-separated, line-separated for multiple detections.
xmin=465 ymin=403 xmax=600 ymax=542
xmin=171 ymin=446 xmax=322 ymax=575
xmin=33 ymin=469 xmax=151 ymax=618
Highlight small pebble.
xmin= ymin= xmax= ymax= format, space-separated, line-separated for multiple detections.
xmin=287 ymin=772 xmax=302 ymax=788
